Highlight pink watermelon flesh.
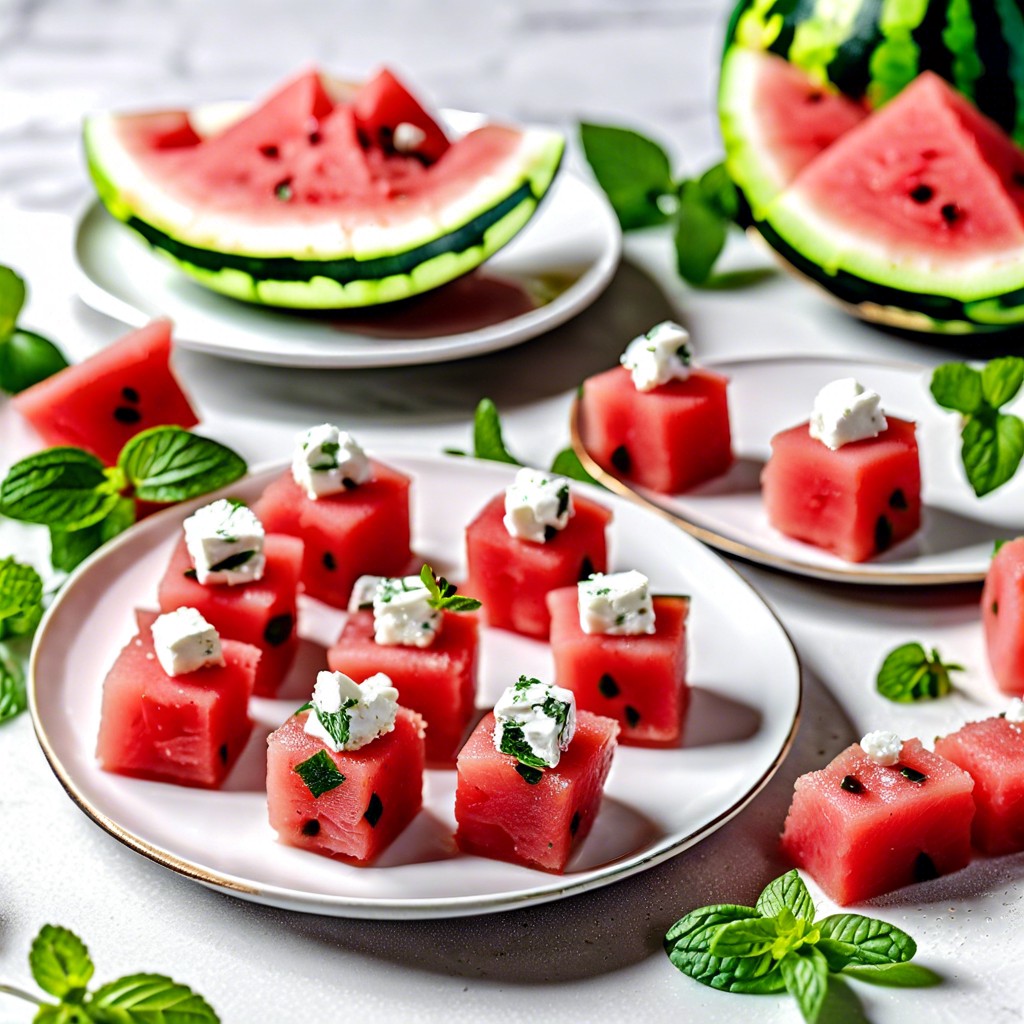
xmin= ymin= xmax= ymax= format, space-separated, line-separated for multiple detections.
xmin=935 ymin=716 xmax=1024 ymax=855
xmin=328 ymin=609 xmax=478 ymax=766
xmin=981 ymin=538 xmax=1024 ymax=696
xmin=12 ymin=319 xmax=199 ymax=466
xmin=157 ymin=534 xmax=302 ymax=697
xmin=781 ymin=738 xmax=974 ymax=905
xmin=579 ymin=365 xmax=733 ymax=494
xmin=454 ymin=710 xmax=618 ymax=873
xmin=465 ymin=492 xmax=611 ymax=640
xmin=761 ymin=417 xmax=921 ymax=563
xmin=547 ymin=587 xmax=689 ymax=747
xmin=786 ymin=72 xmax=1024 ymax=260
xmin=96 ymin=609 xmax=259 ymax=788
xmin=266 ymin=707 xmax=425 ymax=864
xmin=252 ymin=461 xmax=412 ymax=609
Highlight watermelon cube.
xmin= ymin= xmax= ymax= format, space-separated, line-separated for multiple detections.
xmin=780 ymin=738 xmax=974 ymax=905
xmin=465 ymin=493 xmax=611 ymax=639
xmin=327 ymin=609 xmax=478 ymax=765
xmin=981 ymin=538 xmax=1024 ymax=695
xmin=935 ymin=715 xmax=1024 ymax=855
xmin=454 ymin=710 xmax=618 ymax=873
xmin=546 ymin=587 xmax=689 ymax=747
xmin=761 ymin=417 xmax=921 ymax=562
xmin=13 ymin=320 xmax=199 ymax=466
xmin=252 ymin=460 xmax=411 ymax=608
xmin=96 ymin=610 xmax=259 ymax=788
xmin=579 ymin=365 xmax=733 ymax=493
xmin=266 ymin=706 xmax=425 ymax=864
xmin=157 ymin=534 xmax=303 ymax=697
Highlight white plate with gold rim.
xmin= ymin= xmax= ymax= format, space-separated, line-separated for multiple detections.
xmin=30 ymin=454 xmax=799 ymax=919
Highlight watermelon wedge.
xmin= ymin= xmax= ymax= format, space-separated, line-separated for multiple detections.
xmin=83 ymin=68 xmax=564 ymax=309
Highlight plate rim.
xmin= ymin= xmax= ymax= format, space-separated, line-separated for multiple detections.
xmin=29 ymin=453 xmax=802 ymax=919
xmin=571 ymin=352 xmax=986 ymax=587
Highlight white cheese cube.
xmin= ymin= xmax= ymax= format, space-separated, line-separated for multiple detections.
xmin=349 ymin=574 xmax=385 ymax=612
xmin=619 ymin=320 xmax=692 ymax=392
xmin=493 ymin=676 xmax=577 ymax=769
xmin=860 ymin=729 xmax=902 ymax=766
xmin=808 ymin=378 xmax=887 ymax=450
xmin=373 ymin=575 xmax=441 ymax=648
xmin=292 ymin=423 xmax=372 ymax=500
xmin=303 ymin=669 xmax=399 ymax=752
xmin=182 ymin=498 xmax=266 ymax=586
xmin=151 ymin=607 xmax=225 ymax=677
xmin=578 ymin=570 xmax=656 ymax=636
xmin=503 ymin=468 xmax=574 ymax=544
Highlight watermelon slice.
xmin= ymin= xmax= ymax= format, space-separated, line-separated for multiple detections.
xmin=781 ymin=738 xmax=975 ymax=905
xmin=157 ymin=534 xmax=302 ymax=697
xmin=547 ymin=587 xmax=689 ymax=747
xmin=579 ymin=365 xmax=733 ymax=494
xmin=465 ymin=492 xmax=611 ymax=639
xmin=327 ymin=609 xmax=478 ymax=765
xmin=83 ymin=68 xmax=564 ymax=309
xmin=266 ymin=706 xmax=425 ymax=864
xmin=96 ymin=609 xmax=259 ymax=788
xmin=12 ymin=320 xmax=198 ymax=466
xmin=454 ymin=710 xmax=618 ymax=873
xmin=252 ymin=461 xmax=411 ymax=609
xmin=981 ymin=538 xmax=1024 ymax=695
xmin=935 ymin=714 xmax=1024 ymax=855
xmin=761 ymin=417 xmax=921 ymax=562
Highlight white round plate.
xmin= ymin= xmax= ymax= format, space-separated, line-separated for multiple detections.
xmin=573 ymin=355 xmax=1014 ymax=585
xmin=73 ymin=111 xmax=621 ymax=368
xmin=30 ymin=454 xmax=799 ymax=919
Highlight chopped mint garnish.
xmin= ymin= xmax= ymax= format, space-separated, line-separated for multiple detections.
xmin=312 ymin=698 xmax=359 ymax=750
xmin=876 ymin=642 xmax=962 ymax=703
xmin=294 ymin=749 xmax=347 ymax=798
xmin=418 ymin=563 xmax=481 ymax=613
xmin=499 ymin=724 xmax=549 ymax=769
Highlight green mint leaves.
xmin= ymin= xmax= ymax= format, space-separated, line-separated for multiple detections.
xmin=579 ymin=124 xmax=738 ymax=284
xmin=931 ymin=357 xmax=1024 ymax=496
xmin=294 ymin=749 xmax=347 ymax=797
xmin=419 ymin=563 xmax=481 ymax=613
xmin=0 ymin=265 xmax=68 ymax=394
xmin=0 ymin=923 xmax=219 ymax=1022
xmin=876 ymin=642 xmax=963 ymax=702
xmin=664 ymin=870 xmax=929 ymax=1023
xmin=0 ymin=647 xmax=26 ymax=724
xmin=0 ymin=556 xmax=44 ymax=641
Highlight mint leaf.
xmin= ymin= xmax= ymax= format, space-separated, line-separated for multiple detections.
xmin=756 ymin=869 xmax=815 ymax=922
xmin=32 ymin=1004 xmax=92 ymax=1023
xmin=471 ymin=399 xmax=520 ymax=465
xmin=697 ymin=163 xmax=739 ymax=223
xmin=550 ymin=447 xmax=599 ymax=486
xmin=980 ymin=356 xmax=1024 ymax=408
xmin=0 ymin=329 xmax=69 ymax=395
xmin=419 ymin=563 xmax=481 ymax=613
xmin=841 ymin=962 xmax=941 ymax=987
xmin=674 ymin=180 xmax=728 ymax=285
xmin=779 ymin=947 xmax=829 ymax=1024
xmin=0 ymin=645 xmax=27 ymax=724
xmin=0 ymin=265 xmax=26 ymax=341
xmin=29 ymin=925 xmax=95 ymax=1001
xmin=0 ymin=449 xmax=122 ymax=530
xmin=0 ymin=557 xmax=44 ymax=639
xmin=815 ymin=914 xmax=916 ymax=971
xmin=579 ymin=123 xmax=673 ymax=230
xmin=930 ymin=363 xmax=983 ymax=415
xmin=876 ymin=642 xmax=962 ymax=702
xmin=961 ymin=408 xmax=1024 ymax=497
xmin=87 ymin=973 xmax=219 ymax=1024
xmin=49 ymin=498 xmax=136 ymax=574
xmin=293 ymin=749 xmax=346 ymax=797
xmin=708 ymin=918 xmax=780 ymax=959
xmin=118 ymin=428 xmax=246 ymax=504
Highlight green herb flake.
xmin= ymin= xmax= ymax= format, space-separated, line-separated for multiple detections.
xmin=418 ymin=563 xmax=481 ymax=613
xmin=294 ymin=750 xmax=347 ymax=797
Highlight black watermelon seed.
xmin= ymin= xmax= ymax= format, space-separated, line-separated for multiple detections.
xmin=259 ymin=144 xmax=279 ymax=159
xmin=121 ymin=386 xmax=140 ymax=403
xmin=913 ymin=851 xmax=939 ymax=882
xmin=515 ymin=763 xmax=543 ymax=785
xmin=910 ymin=184 xmax=933 ymax=203
xmin=301 ymin=819 xmax=320 ymax=837
xmin=364 ymin=793 xmax=384 ymax=827
xmin=114 ymin=406 xmax=142 ymax=424
xmin=342 ymin=477 xmax=357 ymax=490
xmin=264 ymin=613 xmax=294 ymax=647
xmin=218 ymin=744 xmax=228 ymax=765
xmin=900 ymin=765 xmax=927 ymax=784
xmin=840 ymin=775 xmax=863 ymax=793
xmin=875 ymin=515 xmax=893 ymax=553
xmin=579 ymin=556 xmax=596 ymax=581
xmin=806 ymin=91 xmax=824 ymax=104
xmin=993 ymin=601 xmax=999 ymax=616
xmin=274 ymin=178 xmax=293 ymax=201
xmin=1014 ymin=171 xmax=1024 ymax=188
xmin=183 ymin=568 xmax=198 ymax=580
xmin=889 ymin=488 xmax=908 ymax=510
xmin=610 ymin=445 xmax=631 ymax=474
xmin=941 ymin=203 xmax=960 ymax=224
xmin=598 ymin=673 xmax=620 ymax=698
xmin=624 ymin=705 xmax=641 ymax=728
xmin=544 ymin=525 xmax=558 ymax=542
xmin=308 ymin=131 xmax=322 ymax=145
xmin=570 ymin=812 xmax=581 ymax=836
xmin=322 ymin=551 xmax=337 ymax=571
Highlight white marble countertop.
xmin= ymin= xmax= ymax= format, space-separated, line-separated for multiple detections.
xmin=0 ymin=2 xmax=1022 ymax=1022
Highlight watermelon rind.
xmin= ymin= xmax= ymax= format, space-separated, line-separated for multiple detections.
xmin=83 ymin=107 xmax=564 ymax=310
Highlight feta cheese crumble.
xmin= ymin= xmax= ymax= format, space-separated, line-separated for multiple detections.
xmin=372 ymin=575 xmax=442 ymax=648
xmin=303 ymin=670 xmax=399 ymax=752
xmin=860 ymin=729 xmax=902 ymax=766
xmin=183 ymin=499 xmax=266 ymax=586
xmin=349 ymin=574 xmax=385 ymax=612
xmin=809 ymin=378 xmax=887 ymax=450
xmin=503 ymin=468 xmax=574 ymax=544
xmin=578 ymin=570 xmax=656 ymax=636
xmin=292 ymin=423 xmax=372 ymax=499
xmin=392 ymin=121 xmax=427 ymax=153
xmin=1005 ymin=697 xmax=1024 ymax=724
xmin=151 ymin=607 xmax=225 ymax=677
xmin=620 ymin=320 xmax=692 ymax=393
xmin=493 ymin=676 xmax=577 ymax=769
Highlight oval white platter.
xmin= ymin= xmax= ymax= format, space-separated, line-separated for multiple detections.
xmin=31 ymin=454 xmax=799 ymax=919
xmin=573 ymin=355 xmax=1017 ymax=586
xmin=73 ymin=108 xmax=621 ymax=369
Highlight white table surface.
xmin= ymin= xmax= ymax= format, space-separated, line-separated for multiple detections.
xmin=0 ymin=2 xmax=1021 ymax=1022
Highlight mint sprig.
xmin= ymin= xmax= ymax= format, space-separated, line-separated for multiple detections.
xmin=931 ymin=357 xmax=1024 ymax=496
xmin=0 ymin=923 xmax=219 ymax=1022
xmin=0 ymin=265 xmax=68 ymax=394
xmin=876 ymin=642 xmax=963 ymax=703
xmin=664 ymin=870 xmax=931 ymax=1022
xmin=419 ymin=563 xmax=481 ymax=613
